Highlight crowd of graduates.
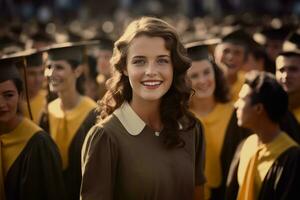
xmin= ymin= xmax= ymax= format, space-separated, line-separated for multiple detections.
xmin=0 ymin=10 xmax=300 ymax=200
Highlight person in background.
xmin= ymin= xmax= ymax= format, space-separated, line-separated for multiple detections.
xmin=84 ymin=37 xmax=114 ymax=101
xmin=254 ymin=25 xmax=293 ymax=73
xmin=94 ymin=37 xmax=114 ymax=100
xmin=241 ymin=40 xmax=271 ymax=73
xmin=40 ymin=41 xmax=98 ymax=200
xmin=0 ymin=55 xmax=66 ymax=200
xmin=29 ymin=29 xmax=56 ymax=50
xmin=214 ymin=29 xmax=252 ymax=101
xmin=276 ymin=31 xmax=300 ymax=123
xmin=83 ymin=55 xmax=99 ymax=101
xmin=15 ymin=49 xmax=47 ymax=124
xmin=80 ymin=16 xmax=206 ymax=200
xmin=226 ymin=70 xmax=300 ymax=200
xmin=186 ymin=41 xmax=250 ymax=200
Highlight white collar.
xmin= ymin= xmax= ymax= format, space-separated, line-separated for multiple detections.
xmin=113 ymin=102 xmax=146 ymax=136
xmin=113 ymin=102 xmax=183 ymax=136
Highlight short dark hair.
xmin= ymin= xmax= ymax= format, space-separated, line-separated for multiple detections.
xmin=12 ymin=78 xmax=23 ymax=94
xmin=67 ymin=59 xmax=85 ymax=95
xmin=244 ymin=71 xmax=288 ymax=123
xmin=211 ymin=58 xmax=230 ymax=103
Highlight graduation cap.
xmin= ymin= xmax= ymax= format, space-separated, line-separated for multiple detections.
xmin=0 ymin=56 xmax=23 ymax=83
xmin=44 ymin=40 xmax=99 ymax=63
xmin=253 ymin=25 xmax=293 ymax=46
xmin=86 ymin=36 xmax=114 ymax=58
xmin=4 ymin=49 xmax=45 ymax=67
xmin=185 ymin=38 xmax=220 ymax=61
xmin=26 ymin=50 xmax=44 ymax=67
xmin=0 ymin=35 xmax=24 ymax=56
xmin=96 ymin=37 xmax=114 ymax=50
xmin=0 ymin=52 xmax=34 ymax=119
xmin=280 ymin=30 xmax=300 ymax=56
xmin=30 ymin=31 xmax=55 ymax=44
xmin=220 ymin=28 xmax=253 ymax=47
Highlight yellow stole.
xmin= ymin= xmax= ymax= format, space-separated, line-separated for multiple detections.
xmin=22 ymin=90 xmax=47 ymax=124
xmin=0 ymin=118 xmax=41 ymax=199
xmin=231 ymin=72 xmax=245 ymax=102
xmin=192 ymin=102 xmax=234 ymax=199
xmin=48 ymin=96 xmax=96 ymax=169
xmin=237 ymin=132 xmax=298 ymax=200
xmin=292 ymin=107 xmax=300 ymax=124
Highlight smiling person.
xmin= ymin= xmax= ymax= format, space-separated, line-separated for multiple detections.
xmin=0 ymin=55 xmax=66 ymax=200
xmin=186 ymin=42 xmax=250 ymax=200
xmin=80 ymin=17 xmax=206 ymax=200
xmin=40 ymin=42 xmax=98 ymax=200
xmin=226 ymin=71 xmax=300 ymax=200
xmin=214 ymin=29 xmax=253 ymax=101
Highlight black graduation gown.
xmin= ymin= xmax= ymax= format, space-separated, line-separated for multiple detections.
xmin=210 ymin=111 xmax=251 ymax=200
xmin=40 ymin=108 xmax=98 ymax=200
xmin=225 ymin=146 xmax=300 ymax=200
xmin=258 ymin=146 xmax=300 ymax=199
xmin=280 ymin=110 xmax=300 ymax=144
xmin=4 ymin=131 xmax=66 ymax=200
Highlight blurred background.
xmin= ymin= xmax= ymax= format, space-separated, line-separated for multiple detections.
xmin=1 ymin=0 xmax=300 ymax=58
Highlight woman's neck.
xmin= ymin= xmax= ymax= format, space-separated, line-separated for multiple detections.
xmin=190 ymin=95 xmax=216 ymax=117
xmin=130 ymin=99 xmax=162 ymax=132
xmin=58 ymin=89 xmax=82 ymax=111
xmin=0 ymin=115 xmax=22 ymax=135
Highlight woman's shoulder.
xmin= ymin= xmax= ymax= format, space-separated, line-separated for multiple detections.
xmin=86 ymin=114 xmax=122 ymax=139
xmin=81 ymin=96 xmax=97 ymax=107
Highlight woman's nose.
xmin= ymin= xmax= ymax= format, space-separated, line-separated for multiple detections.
xmin=145 ymin=62 xmax=157 ymax=76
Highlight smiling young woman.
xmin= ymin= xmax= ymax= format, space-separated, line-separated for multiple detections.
xmin=80 ymin=16 xmax=206 ymax=200
xmin=186 ymin=42 xmax=251 ymax=200
xmin=40 ymin=41 xmax=98 ymax=200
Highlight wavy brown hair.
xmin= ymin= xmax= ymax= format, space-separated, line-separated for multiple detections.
xmin=97 ymin=16 xmax=196 ymax=148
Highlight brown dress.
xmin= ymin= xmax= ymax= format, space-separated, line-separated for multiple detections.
xmin=81 ymin=102 xmax=206 ymax=200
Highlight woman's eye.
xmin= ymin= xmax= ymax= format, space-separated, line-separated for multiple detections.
xmin=203 ymin=69 xmax=211 ymax=76
xmin=157 ymin=58 xmax=169 ymax=64
xmin=190 ymin=73 xmax=198 ymax=79
xmin=3 ymin=93 xmax=15 ymax=99
xmin=132 ymin=59 xmax=146 ymax=65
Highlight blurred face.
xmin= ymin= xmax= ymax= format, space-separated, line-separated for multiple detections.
xmin=266 ymin=39 xmax=283 ymax=61
xmin=242 ymin=53 xmax=264 ymax=72
xmin=96 ymin=49 xmax=113 ymax=76
xmin=234 ymin=84 xmax=258 ymax=128
xmin=187 ymin=59 xmax=215 ymax=99
xmin=125 ymin=35 xmax=173 ymax=103
xmin=45 ymin=60 xmax=79 ymax=93
xmin=214 ymin=42 xmax=246 ymax=77
xmin=26 ymin=66 xmax=45 ymax=98
xmin=0 ymin=80 xmax=20 ymax=123
xmin=276 ymin=55 xmax=300 ymax=94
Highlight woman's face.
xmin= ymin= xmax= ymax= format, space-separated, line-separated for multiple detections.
xmin=46 ymin=60 xmax=79 ymax=93
xmin=214 ymin=42 xmax=246 ymax=77
xmin=125 ymin=35 xmax=173 ymax=103
xmin=187 ymin=59 xmax=216 ymax=99
xmin=0 ymin=80 xmax=20 ymax=123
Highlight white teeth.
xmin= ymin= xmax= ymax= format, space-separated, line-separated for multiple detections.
xmin=142 ymin=81 xmax=161 ymax=86
xmin=49 ymin=79 xmax=60 ymax=85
